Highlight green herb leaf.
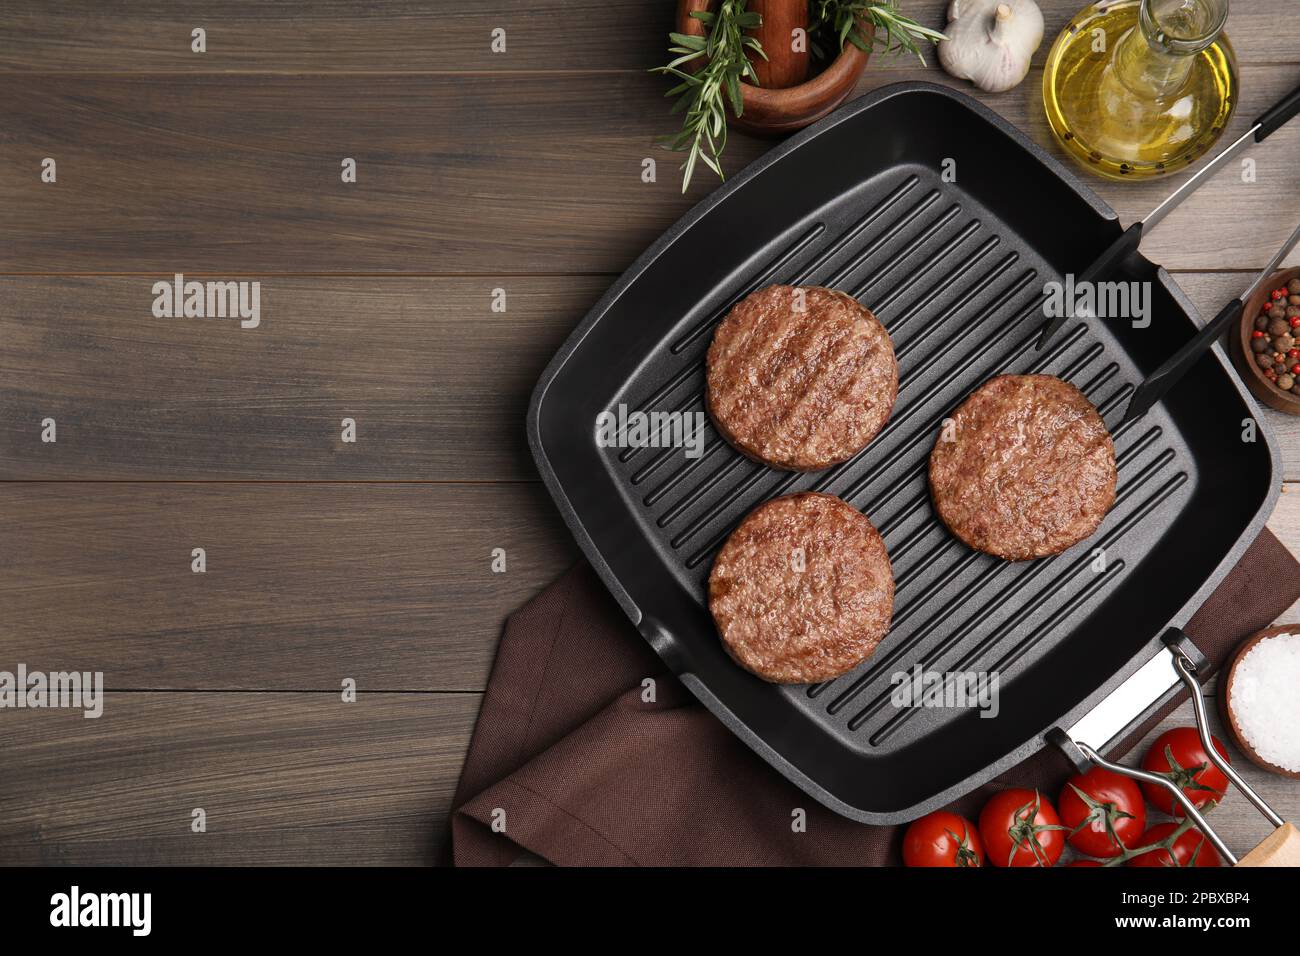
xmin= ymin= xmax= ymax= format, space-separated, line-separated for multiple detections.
xmin=653 ymin=0 xmax=764 ymax=193
xmin=668 ymin=32 xmax=707 ymax=50
xmin=655 ymin=2 xmax=944 ymax=193
xmin=808 ymin=1 xmax=947 ymax=66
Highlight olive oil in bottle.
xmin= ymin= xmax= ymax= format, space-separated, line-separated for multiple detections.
xmin=1043 ymin=0 xmax=1238 ymax=180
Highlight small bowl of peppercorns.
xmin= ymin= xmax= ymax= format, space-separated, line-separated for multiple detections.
xmin=1233 ymin=268 xmax=1300 ymax=414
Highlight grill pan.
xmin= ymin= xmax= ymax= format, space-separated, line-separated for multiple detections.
xmin=527 ymin=82 xmax=1279 ymax=824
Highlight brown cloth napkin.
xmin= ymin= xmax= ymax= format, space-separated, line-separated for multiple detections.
xmin=450 ymin=529 xmax=1300 ymax=866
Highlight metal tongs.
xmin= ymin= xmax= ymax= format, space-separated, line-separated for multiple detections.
xmin=1120 ymin=222 xmax=1300 ymax=426
xmin=1037 ymin=80 xmax=1300 ymax=352
xmin=1067 ymin=638 xmax=1299 ymax=866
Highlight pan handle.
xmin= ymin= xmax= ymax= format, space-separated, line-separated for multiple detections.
xmin=1051 ymin=628 xmax=1205 ymax=774
xmin=640 ymin=615 xmax=693 ymax=675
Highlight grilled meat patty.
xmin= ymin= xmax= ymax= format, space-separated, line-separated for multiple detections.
xmin=928 ymin=374 xmax=1116 ymax=561
xmin=706 ymin=285 xmax=898 ymax=472
xmin=708 ymin=492 xmax=894 ymax=684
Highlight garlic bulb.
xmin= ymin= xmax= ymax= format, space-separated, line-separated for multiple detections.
xmin=938 ymin=0 xmax=1044 ymax=94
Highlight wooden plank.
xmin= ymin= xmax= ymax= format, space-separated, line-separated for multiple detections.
xmin=3 ymin=678 xmax=1292 ymax=866
xmin=0 ymin=692 xmax=477 ymax=865
xmin=0 ymin=0 xmax=675 ymax=72
xmin=2 ymin=66 xmax=1296 ymax=275
xmin=0 ymin=275 xmax=596 ymax=480
xmin=0 ymin=483 xmax=576 ymax=691
xmin=4 ymin=689 xmax=1294 ymax=867
xmin=1 ymin=477 xmax=1292 ymax=697
xmin=0 ymin=71 xmax=700 ymax=275
xmin=6 ymin=271 xmax=1300 ymax=481
xmin=2 ymin=0 xmax=1292 ymax=72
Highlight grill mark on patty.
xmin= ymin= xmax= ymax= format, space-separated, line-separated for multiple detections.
xmin=788 ymin=318 xmax=884 ymax=438
xmin=771 ymin=318 xmax=857 ymax=433
xmin=928 ymin=374 xmax=1116 ymax=561
xmin=706 ymin=285 xmax=898 ymax=472
xmin=708 ymin=492 xmax=894 ymax=683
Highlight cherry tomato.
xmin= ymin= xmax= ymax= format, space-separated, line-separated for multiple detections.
xmin=1140 ymin=727 xmax=1230 ymax=816
xmin=1059 ymin=766 xmax=1146 ymax=858
xmin=979 ymin=789 xmax=1066 ymax=867
xmin=1127 ymin=823 xmax=1223 ymax=868
xmin=902 ymin=811 xmax=984 ymax=867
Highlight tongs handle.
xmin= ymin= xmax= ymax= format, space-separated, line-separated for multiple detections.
xmin=1119 ymin=298 xmax=1241 ymax=427
xmin=1236 ymin=823 xmax=1300 ymax=867
xmin=1254 ymin=80 xmax=1300 ymax=142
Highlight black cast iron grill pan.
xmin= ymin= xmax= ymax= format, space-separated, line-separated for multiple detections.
xmin=527 ymin=82 xmax=1279 ymax=824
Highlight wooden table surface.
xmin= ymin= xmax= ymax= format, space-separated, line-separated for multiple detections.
xmin=2 ymin=1 xmax=1299 ymax=866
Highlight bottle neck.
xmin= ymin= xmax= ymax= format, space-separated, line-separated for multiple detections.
xmin=1113 ymin=0 xmax=1228 ymax=100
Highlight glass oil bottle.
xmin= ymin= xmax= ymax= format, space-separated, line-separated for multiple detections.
xmin=1043 ymin=0 xmax=1238 ymax=179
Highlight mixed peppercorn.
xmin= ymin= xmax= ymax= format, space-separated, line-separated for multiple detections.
xmin=1250 ymin=277 xmax=1300 ymax=393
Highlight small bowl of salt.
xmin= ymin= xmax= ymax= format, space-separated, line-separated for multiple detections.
xmin=1224 ymin=626 xmax=1300 ymax=780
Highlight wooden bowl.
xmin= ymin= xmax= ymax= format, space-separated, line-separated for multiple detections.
xmin=1230 ymin=267 xmax=1300 ymax=414
xmin=1220 ymin=624 xmax=1300 ymax=779
xmin=677 ymin=0 xmax=871 ymax=135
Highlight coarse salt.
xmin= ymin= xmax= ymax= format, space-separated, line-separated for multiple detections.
xmin=1231 ymin=632 xmax=1300 ymax=772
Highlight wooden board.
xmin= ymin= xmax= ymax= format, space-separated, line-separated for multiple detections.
xmin=1 ymin=674 xmax=1294 ymax=867
xmin=1265 ymin=485 xmax=1300 ymax=626
xmin=0 ymin=276 xmax=596 ymax=480
xmin=1 ymin=65 xmax=1297 ymax=275
xmin=0 ymin=693 xmax=477 ymax=865
xmin=2 ymin=0 xmax=1294 ymax=72
xmin=0 ymin=483 xmax=575 ymax=691
xmin=0 ymin=0 xmax=676 ymax=72
xmin=10 ymin=272 xmax=1300 ymax=481
xmin=0 ymin=479 xmax=1294 ymax=697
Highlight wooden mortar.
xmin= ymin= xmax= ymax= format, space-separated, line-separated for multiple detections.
xmin=747 ymin=0 xmax=809 ymax=89
xmin=677 ymin=0 xmax=872 ymax=134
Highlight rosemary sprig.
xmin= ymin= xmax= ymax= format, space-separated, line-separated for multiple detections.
xmin=810 ymin=1 xmax=948 ymax=65
xmin=654 ymin=2 xmax=945 ymax=193
xmin=651 ymin=1 xmax=766 ymax=194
